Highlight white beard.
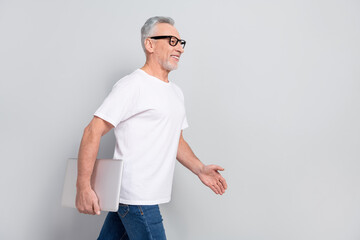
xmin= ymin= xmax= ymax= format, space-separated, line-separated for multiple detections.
xmin=159 ymin=59 xmax=178 ymax=71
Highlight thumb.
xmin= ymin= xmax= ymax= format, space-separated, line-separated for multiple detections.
xmin=93 ymin=200 xmax=101 ymax=215
xmin=210 ymin=164 xmax=224 ymax=171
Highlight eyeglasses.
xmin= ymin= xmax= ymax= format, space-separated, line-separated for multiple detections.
xmin=149 ymin=35 xmax=186 ymax=49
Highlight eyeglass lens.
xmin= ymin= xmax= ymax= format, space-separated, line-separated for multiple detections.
xmin=170 ymin=36 xmax=185 ymax=48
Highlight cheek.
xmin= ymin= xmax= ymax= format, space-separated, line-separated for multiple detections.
xmin=154 ymin=46 xmax=171 ymax=60
xmin=161 ymin=51 xmax=170 ymax=60
xmin=154 ymin=51 xmax=164 ymax=60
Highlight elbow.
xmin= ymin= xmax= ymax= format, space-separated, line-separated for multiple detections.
xmin=83 ymin=125 xmax=91 ymax=135
xmin=83 ymin=123 xmax=100 ymax=139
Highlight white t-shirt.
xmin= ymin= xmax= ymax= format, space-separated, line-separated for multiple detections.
xmin=94 ymin=69 xmax=188 ymax=205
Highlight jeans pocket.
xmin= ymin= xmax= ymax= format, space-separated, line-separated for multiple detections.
xmin=139 ymin=205 xmax=163 ymax=224
xmin=117 ymin=204 xmax=129 ymax=218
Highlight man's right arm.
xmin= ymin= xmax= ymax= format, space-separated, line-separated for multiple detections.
xmin=75 ymin=116 xmax=114 ymax=215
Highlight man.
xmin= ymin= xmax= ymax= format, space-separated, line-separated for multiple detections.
xmin=76 ymin=16 xmax=228 ymax=240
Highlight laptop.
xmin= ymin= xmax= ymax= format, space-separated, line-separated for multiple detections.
xmin=61 ymin=158 xmax=124 ymax=212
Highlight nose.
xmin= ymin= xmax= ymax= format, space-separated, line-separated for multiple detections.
xmin=176 ymin=42 xmax=184 ymax=53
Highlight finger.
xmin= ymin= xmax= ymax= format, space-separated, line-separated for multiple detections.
xmin=83 ymin=199 xmax=92 ymax=215
xmin=93 ymin=200 xmax=101 ymax=215
xmin=217 ymin=181 xmax=225 ymax=194
xmin=85 ymin=205 xmax=92 ymax=215
xmin=210 ymin=184 xmax=219 ymax=194
xmin=86 ymin=200 xmax=95 ymax=215
xmin=219 ymin=177 xmax=228 ymax=190
xmin=213 ymin=182 xmax=222 ymax=195
xmin=77 ymin=203 xmax=89 ymax=214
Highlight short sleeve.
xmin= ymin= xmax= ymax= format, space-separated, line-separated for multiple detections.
xmin=181 ymin=115 xmax=189 ymax=130
xmin=94 ymin=78 xmax=139 ymax=128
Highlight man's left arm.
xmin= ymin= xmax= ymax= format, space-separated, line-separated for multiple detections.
xmin=176 ymin=131 xmax=228 ymax=195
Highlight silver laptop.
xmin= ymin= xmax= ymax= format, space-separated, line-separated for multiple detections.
xmin=61 ymin=158 xmax=124 ymax=212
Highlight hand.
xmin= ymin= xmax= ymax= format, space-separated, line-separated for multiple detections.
xmin=75 ymin=187 xmax=101 ymax=215
xmin=197 ymin=164 xmax=228 ymax=195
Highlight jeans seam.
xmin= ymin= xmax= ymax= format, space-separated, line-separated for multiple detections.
xmin=138 ymin=206 xmax=154 ymax=240
xmin=118 ymin=205 xmax=129 ymax=218
xmin=138 ymin=206 xmax=144 ymax=215
xmin=119 ymin=231 xmax=127 ymax=240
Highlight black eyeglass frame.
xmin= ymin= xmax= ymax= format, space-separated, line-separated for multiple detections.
xmin=149 ymin=35 xmax=186 ymax=49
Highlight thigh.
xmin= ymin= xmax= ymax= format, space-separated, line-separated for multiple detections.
xmin=97 ymin=211 xmax=129 ymax=240
xmin=139 ymin=205 xmax=167 ymax=240
xmin=118 ymin=204 xmax=166 ymax=240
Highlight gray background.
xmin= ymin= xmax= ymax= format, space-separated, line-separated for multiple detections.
xmin=1 ymin=0 xmax=359 ymax=239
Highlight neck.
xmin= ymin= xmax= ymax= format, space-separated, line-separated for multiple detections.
xmin=140 ymin=60 xmax=170 ymax=83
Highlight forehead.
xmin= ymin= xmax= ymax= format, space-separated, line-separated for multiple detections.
xmin=153 ymin=23 xmax=181 ymax=38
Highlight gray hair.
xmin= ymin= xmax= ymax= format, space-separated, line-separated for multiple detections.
xmin=141 ymin=16 xmax=175 ymax=52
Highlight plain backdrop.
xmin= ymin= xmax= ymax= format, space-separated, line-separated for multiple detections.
xmin=0 ymin=0 xmax=359 ymax=239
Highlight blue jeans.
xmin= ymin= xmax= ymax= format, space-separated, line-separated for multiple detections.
xmin=97 ymin=203 xmax=167 ymax=240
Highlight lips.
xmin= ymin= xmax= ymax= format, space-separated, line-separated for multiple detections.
xmin=171 ymin=55 xmax=180 ymax=61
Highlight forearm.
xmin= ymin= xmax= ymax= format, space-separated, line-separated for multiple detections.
xmin=176 ymin=136 xmax=204 ymax=176
xmin=76 ymin=126 xmax=101 ymax=190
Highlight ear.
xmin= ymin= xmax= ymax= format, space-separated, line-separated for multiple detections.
xmin=144 ymin=38 xmax=155 ymax=53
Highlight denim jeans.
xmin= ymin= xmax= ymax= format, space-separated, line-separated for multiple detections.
xmin=97 ymin=203 xmax=167 ymax=240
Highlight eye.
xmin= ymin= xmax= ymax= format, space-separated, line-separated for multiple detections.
xmin=170 ymin=38 xmax=177 ymax=45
